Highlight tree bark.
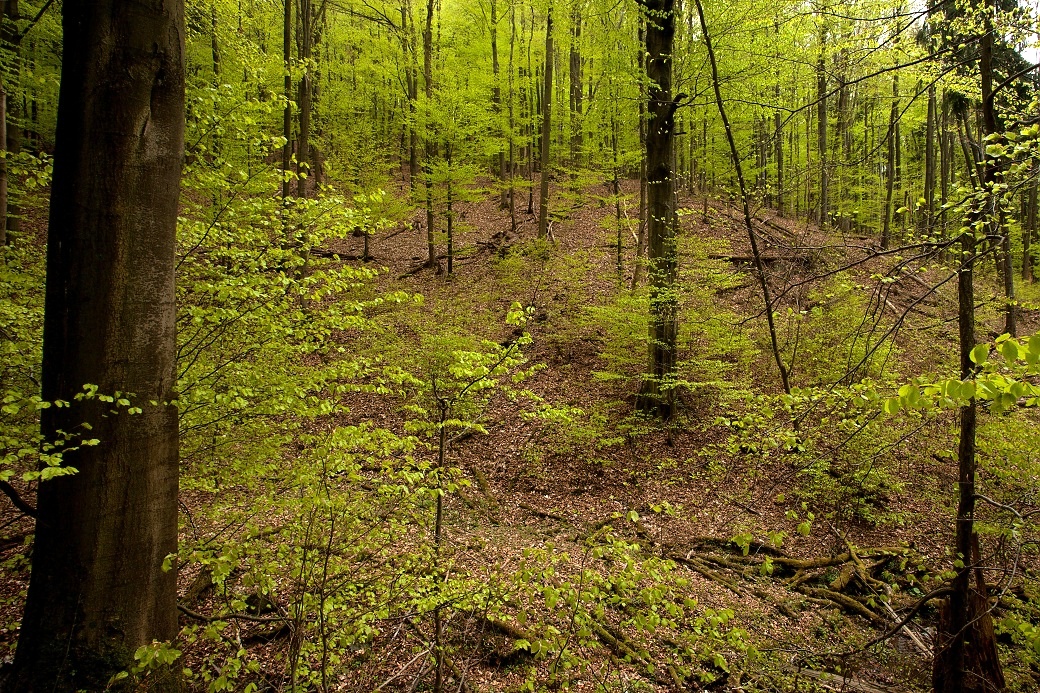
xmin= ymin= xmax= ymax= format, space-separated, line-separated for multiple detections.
xmin=282 ymin=0 xmax=293 ymax=201
xmin=568 ymin=7 xmax=582 ymax=167
xmin=1024 ymin=182 xmax=1036 ymax=282
xmin=423 ymin=0 xmax=437 ymax=266
xmin=296 ymin=0 xmax=313 ymax=197
xmin=881 ymin=74 xmax=898 ymax=250
xmin=7 ymin=0 xmax=184 ymax=689
xmin=3 ymin=0 xmax=20 ymax=239
xmin=630 ymin=16 xmax=648 ymax=289
xmin=816 ymin=20 xmax=828 ymax=227
xmin=695 ymin=0 xmax=789 ymax=396
xmin=537 ymin=4 xmax=553 ymax=240
xmin=933 ymin=3 xmax=1007 ymax=687
xmin=635 ymin=0 xmax=678 ymax=418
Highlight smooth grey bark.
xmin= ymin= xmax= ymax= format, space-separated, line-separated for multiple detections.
xmin=7 ymin=0 xmax=184 ymax=689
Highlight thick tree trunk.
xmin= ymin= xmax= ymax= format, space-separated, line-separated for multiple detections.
xmin=635 ymin=0 xmax=678 ymax=418
xmin=7 ymin=0 xmax=184 ymax=689
xmin=537 ymin=5 xmax=553 ymax=240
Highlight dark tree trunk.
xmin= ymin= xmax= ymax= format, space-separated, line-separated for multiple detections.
xmin=3 ymin=0 xmax=20 ymax=239
xmin=635 ymin=0 xmax=678 ymax=418
xmin=423 ymin=0 xmax=437 ymax=266
xmin=568 ymin=8 xmax=582 ymax=166
xmin=7 ymin=0 xmax=184 ymax=689
xmin=816 ymin=23 xmax=828 ymax=227
xmin=1024 ymin=182 xmax=1036 ymax=282
xmin=537 ymin=5 xmax=553 ymax=240
xmin=491 ymin=0 xmax=506 ymax=207
xmin=0 ymin=81 xmax=6 ymax=250
xmin=695 ymin=0 xmax=789 ymax=396
xmin=882 ymin=74 xmax=898 ymax=250
xmin=282 ymin=0 xmax=292 ymax=200
xmin=296 ymin=0 xmax=312 ymax=197
xmin=630 ymin=16 xmax=648 ymax=289
xmin=933 ymin=3 xmax=1007 ymax=687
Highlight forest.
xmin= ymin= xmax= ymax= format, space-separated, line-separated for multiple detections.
xmin=2 ymin=0 xmax=1040 ymax=690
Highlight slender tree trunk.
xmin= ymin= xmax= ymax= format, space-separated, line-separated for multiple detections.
xmin=695 ymin=0 xmax=790 ymax=396
xmin=211 ymin=3 xmax=221 ymax=79
xmin=1024 ymin=183 xmax=1036 ymax=282
xmin=631 ymin=16 xmax=648 ymax=289
xmin=924 ymin=83 xmax=936 ymax=231
xmin=568 ymin=7 xmax=582 ymax=167
xmin=816 ymin=21 xmax=828 ymax=227
xmin=491 ymin=0 xmax=507 ymax=207
xmin=537 ymin=5 xmax=553 ymax=240
xmin=3 ymin=0 xmax=20 ymax=239
xmin=508 ymin=0 xmax=517 ymax=231
xmin=0 ymin=82 xmax=7 ymax=251
xmin=423 ymin=0 xmax=437 ymax=266
xmin=282 ymin=0 xmax=292 ymax=201
xmin=7 ymin=0 xmax=183 ymax=688
xmin=635 ymin=0 xmax=678 ymax=418
xmin=934 ymin=4 xmax=1007 ymax=687
xmin=773 ymin=20 xmax=783 ymax=215
xmin=296 ymin=0 xmax=312 ymax=197
xmin=882 ymin=74 xmax=898 ymax=250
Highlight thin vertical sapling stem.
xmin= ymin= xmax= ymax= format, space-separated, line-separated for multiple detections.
xmin=693 ymin=0 xmax=791 ymax=395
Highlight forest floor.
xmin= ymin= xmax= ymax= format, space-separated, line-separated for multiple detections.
xmin=2 ymin=179 xmax=1040 ymax=691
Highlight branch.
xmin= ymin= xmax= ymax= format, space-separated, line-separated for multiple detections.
xmin=0 ymin=480 xmax=36 ymax=518
xmin=177 ymin=603 xmax=289 ymax=624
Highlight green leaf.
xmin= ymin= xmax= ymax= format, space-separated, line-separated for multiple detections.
xmin=970 ymin=344 xmax=989 ymax=365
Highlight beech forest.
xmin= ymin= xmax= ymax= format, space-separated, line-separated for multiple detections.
xmin=5 ymin=0 xmax=1040 ymax=691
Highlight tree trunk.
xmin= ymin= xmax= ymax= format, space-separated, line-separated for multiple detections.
xmin=7 ymin=0 xmax=183 ymax=689
xmin=816 ymin=22 xmax=827 ymax=227
xmin=1024 ymin=182 xmax=1036 ymax=282
xmin=695 ymin=0 xmax=790 ymax=396
xmin=296 ymin=0 xmax=312 ymax=197
xmin=423 ymin=0 xmax=437 ymax=266
xmin=635 ymin=0 xmax=678 ymax=418
xmin=630 ymin=16 xmax=648 ymax=289
xmin=491 ymin=0 xmax=506 ymax=207
xmin=508 ymin=0 xmax=517 ymax=231
xmin=568 ymin=8 xmax=582 ymax=167
xmin=924 ymin=83 xmax=936 ymax=231
xmin=282 ymin=0 xmax=292 ymax=201
xmin=933 ymin=4 xmax=1007 ymax=687
xmin=773 ymin=19 xmax=783 ymax=216
xmin=881 ymin=74 xmax=898 ymax=250
xmin=537 ymin=5 xmax=553 ymax=240
xmin=3 ymin=0 xmax=20 ymax=239
xmin=0 ymin=82 xmax=6 ymax=251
